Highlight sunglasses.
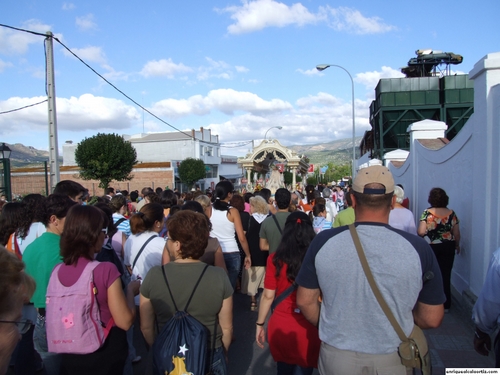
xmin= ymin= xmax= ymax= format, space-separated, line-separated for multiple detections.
xmin=0 ymin=320 xmax=34 ymax=335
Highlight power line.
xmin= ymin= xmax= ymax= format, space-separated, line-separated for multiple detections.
xmin=0 ymin=23 xmax=47 ymax=37
xmin=52 ymin=37 xmax=196 ymax=140
xmin=220 ymin=141 xmax=253 ymax=148
xmin=0 ymin=99 xmax=48 ymax=115
xmin=0 ymin=23 xmax=196 ymax=140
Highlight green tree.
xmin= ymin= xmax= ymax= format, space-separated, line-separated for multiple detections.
xmin=178 ymin=158 xmax=206 ymax=188
xmin=283 ymin=170 xmax=302 ymax=185
xmin=75 ymin=133 xmax=138 ymax=189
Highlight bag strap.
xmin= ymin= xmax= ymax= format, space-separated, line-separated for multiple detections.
xmin=272 ymin=215 xmax=283 ymax=235
xmin=348 ymin=224 xmax=408 ymax=343
xmin=115 ymin=217 xmax=127 ymax=227
xmin=161 ymin=263 xmax=209 ymax=312
xmin=132 ymin=235 xmax=157 ymax=270
xmin=271 ymin=282 xmax=297 ymax=313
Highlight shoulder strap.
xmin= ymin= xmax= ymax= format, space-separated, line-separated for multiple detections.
xmin=161 ymin=263 xmax=209 ymax=313
xmin=132 ymin=235 xmax=157 ymax=270
xmin=271 ymin=282 xmax=297 ymax=313
xmin=348 ymin=224 xmax=408 ymax=342
xmin=115 ymin=217 xmax=127 ymax=227
xmin=272 ymin=215 xmax=283 ymax=235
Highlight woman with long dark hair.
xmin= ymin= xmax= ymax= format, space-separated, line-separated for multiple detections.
xmin=418 ymin=187 xmax=460 ymax=311
xmin=256 ymin=211 xmax=320 ymax=375
xmin=209 ymin=181 xmax=251 ymax=289
xmin=46 ymin=205 xmax=140 ymax=374
xmin=17 ymin=194 xmax=46 ymax=253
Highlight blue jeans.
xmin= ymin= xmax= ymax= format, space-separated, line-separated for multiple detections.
xmin=34 ymin=314 xmax=61 ymax=375
xmin=277 ymin=362 xmax=314 ymax=375
xmin=223 ymin=252 xmax=241 ymax=290
xmin=207 ymin=346 xmax=228 ymax=375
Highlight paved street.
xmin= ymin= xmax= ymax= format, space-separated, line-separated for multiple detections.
xmin=132 ymin=291 xmax=495 ymax=374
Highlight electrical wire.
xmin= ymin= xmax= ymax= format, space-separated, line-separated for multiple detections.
xmin=0 ymin=23 xmax=47 ymax=37
xmin=0 ymin=23 xmax=196 ymax=140
xmin=0 ymin=99 xmax=48 ymax=115
xmin=220 ymin=140 xmax=254 ymax=148
xmin=52 ymin=37 xmax=196 ymax=140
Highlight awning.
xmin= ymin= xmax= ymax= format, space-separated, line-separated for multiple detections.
xmin=219 ymin=174 xmax=243 ymax=180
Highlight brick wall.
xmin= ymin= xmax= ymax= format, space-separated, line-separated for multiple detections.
xmin=11 ymin=164 xmax=174 ymax=197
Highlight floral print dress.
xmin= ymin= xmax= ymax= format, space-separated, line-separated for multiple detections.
xmin=420 ymin=209 xmax=459 ymax=244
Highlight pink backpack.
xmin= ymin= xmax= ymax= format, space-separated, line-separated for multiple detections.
xmin=46 ymin=261 xmax=114 ymax=354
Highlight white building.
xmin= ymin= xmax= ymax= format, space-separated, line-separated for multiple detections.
xmin=62 ymin=127 xmax=225 ymax=191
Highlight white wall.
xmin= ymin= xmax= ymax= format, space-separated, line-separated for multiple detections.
xmin=388 ymin=52 xmax=500 ymax=299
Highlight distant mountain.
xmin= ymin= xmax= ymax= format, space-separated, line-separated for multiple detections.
xmin=7 ymin=137 xmax=362 ymax=169
xmin=288 ymin=136 xmax=363 ymax=166
xmin=4 ymin=143 xmax=62 ymax=168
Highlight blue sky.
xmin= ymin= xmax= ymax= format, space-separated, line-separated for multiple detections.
xmin=0 ymin=0 xmax=498 ymax=157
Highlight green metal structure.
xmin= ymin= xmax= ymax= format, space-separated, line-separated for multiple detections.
xmin=369 ymin=74 xmax=474 ymax=158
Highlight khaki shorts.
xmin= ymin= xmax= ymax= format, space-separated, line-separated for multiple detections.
xmin=319 ymin=342 xmax=411 ymax=375
xmin=241 ymin=266 xmax=266 ymax=296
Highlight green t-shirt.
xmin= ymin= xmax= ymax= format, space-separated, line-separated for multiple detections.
xmin=23 ymin=232 xmax=62 ymax=308
xmin=259 ymin=211 xmax=290 ymax=254
xmin=141 ymin=262 xmax=233 ymax=349
xmin=333 ymin=207 xmax=355 ymax=228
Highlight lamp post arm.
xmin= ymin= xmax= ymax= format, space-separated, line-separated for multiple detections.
xmin=316 ymin=64 xmax=356 ymax=179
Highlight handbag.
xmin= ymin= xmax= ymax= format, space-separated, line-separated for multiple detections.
xmin=348 ymin=224 xmax=431 ymax=375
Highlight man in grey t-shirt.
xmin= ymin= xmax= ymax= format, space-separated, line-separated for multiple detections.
xmin=259 ymin=188 xmax=290 ymax=254
xmin=296 ymin=165 xmax=445 ymax=374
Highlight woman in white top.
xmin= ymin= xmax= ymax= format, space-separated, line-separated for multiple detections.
xmin=17 ymin=194 xmax=46 ymax=254
xmin=209 ymin=181 xmax=251 ymax=290
xmin=124 ymin=203 xmax=168 ymax=303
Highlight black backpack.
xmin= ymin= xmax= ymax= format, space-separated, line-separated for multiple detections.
xmin=152 ymin=264 xmax=215 ymax=375
xmin=95 ymin=238 xmax=129 ymax=288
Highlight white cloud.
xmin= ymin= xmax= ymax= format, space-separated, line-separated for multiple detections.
xmin=0 ymin=95 xmax=139 ymax=134
xmin=218 ymin=0 xmax=322 ymax=34
xmin=296 ymin=67 xmax=319 ymax=76
xmin=150 ymin=88 xmax=292 ymax=118
xmin=62 ymin=3 xmax=75 ymax=10
xmin=323 ymin=6 xmax=395 ymax=34
xmin=64 ymin=46 xmax=107 ymax=65
xmin=0 ymin=20 xmax=58 ymax=55
xmin=209 ymin=93 xmax=371 ymax=151
xmin=218 ymin=0 xmax=394 ymax=35
xmin=355 ymin=66 xmax=404 ymax=90
xmin=76 ymin=14 xmax=98 ymax=31
xmin=140 ymin=58 xmax=192 ymax=78
xmin=235 ymin=65 xmax=249 ymax=73
xmin=0 ymin=59 xmax=13 ymax=72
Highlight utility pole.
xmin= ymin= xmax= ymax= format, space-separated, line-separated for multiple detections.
xmin=46 ymin=31 xmax=60 ymax=193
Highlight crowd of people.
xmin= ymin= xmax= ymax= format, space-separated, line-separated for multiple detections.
xmin=0 ymin=166 xmax=497 ymax=374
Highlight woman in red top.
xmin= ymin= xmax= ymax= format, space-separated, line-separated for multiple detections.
xmin=255 ymin=211 xmax=320 ymax=375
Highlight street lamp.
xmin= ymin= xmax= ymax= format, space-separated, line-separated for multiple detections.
xmin=264 ymin=126 xmax=283 ymax=141
xmin=316 ymin=64 xmax=356 ymax=180
xmin=0 ymin=142 xmax=12 ymax=202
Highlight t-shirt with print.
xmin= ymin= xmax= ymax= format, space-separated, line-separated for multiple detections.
xmin=259 ymin=212 xmax=290 ymax=254
xmin=141 ymin=262 xmax=233 ymax=350
xmin=296 ymin=223 xmax=445 ymax=355
xmin=113 ymin=213 xmax=131 ymax=238
xmin=419 ymin=209 xmax=459 ymax=244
